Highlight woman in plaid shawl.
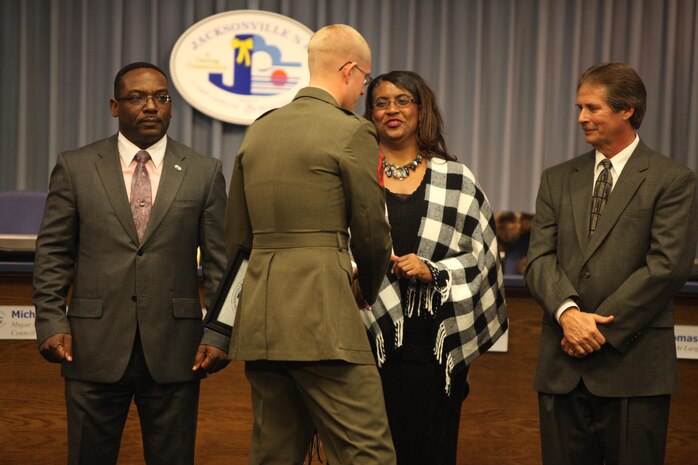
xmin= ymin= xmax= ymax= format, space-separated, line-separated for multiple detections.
xmin=359 ymin=71 xmax=508 ymax=465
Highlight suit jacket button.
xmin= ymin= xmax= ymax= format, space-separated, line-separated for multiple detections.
xmin=583 ymin=271 xmax=591 ymax=279
xmin=131 ymin=295 xmax=137 ymax=302
xmin=137 ymin=249 xmax=144 ymax=256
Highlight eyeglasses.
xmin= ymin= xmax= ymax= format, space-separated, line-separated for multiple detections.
xmin=338 ymin=61 xmax=372 ymax=86
xmin=372 ymin=96 xmax=416 ymax=110
xmin=116 ymin=94 xmax=172 ymax=106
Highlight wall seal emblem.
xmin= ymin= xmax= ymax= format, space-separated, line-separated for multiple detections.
xmin=170 ymin=10 xmax=313 ymax=125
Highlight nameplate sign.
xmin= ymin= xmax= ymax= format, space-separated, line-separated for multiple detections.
xmin=0 ymin=306 xmax=37 ymax=340
xmin=675 ymin=325 xmax=698 ymax=360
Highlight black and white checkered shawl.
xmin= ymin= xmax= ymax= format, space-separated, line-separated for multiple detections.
xmin=361 ymin=158 xmax=508 ymax=394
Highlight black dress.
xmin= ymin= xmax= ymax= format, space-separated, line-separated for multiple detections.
xmin=382 ymin=169 xmax=470 ymax=465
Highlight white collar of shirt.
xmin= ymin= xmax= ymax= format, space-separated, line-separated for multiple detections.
xmin=594 ymin=134 xmax=639 ymax=185
xmin=117 ymin=132 xmax=167 ymax=167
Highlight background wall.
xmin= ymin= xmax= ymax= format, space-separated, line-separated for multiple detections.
xmin=1 ymin=0 xmax=697 ymax=214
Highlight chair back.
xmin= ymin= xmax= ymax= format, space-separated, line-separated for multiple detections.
xmin=0 ymin=190 xmax=47 ymax=235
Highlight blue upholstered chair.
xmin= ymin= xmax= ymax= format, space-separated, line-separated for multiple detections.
xmin=0 ymin=190 xmax=47 ymax=235
xmin=494 ymin=211 xmax=533 ymax=275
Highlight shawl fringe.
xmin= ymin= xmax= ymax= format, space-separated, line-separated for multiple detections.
xmin=374 ymin=331 xmax=386 ymax=366
xmin=405 ymin=268 xmax=452 ymax=318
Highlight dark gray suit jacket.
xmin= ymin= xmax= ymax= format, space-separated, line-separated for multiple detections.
xmin=33 ymin=135 xmax=227 ymax=384
xmin=525 ymin=140 xmax=697 ymax=397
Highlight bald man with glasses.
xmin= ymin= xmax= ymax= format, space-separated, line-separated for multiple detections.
xmin=215 ymin=24 xmax=396 ymax=464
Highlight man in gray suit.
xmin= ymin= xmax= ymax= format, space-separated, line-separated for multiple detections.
xmin=525 ymin=63 xmax=697 ymax=465
xmin=33 ymin=62 xmax=229 ymax=465
xmin=220 ymin=24 xmax=395 ymax=464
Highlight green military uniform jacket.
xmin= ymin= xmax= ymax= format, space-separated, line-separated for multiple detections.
xmin=224 ymin=87 xmax=392 ymax=365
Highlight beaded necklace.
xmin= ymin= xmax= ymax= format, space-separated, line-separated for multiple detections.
xmin=382 ymin=154 xmax=423 ymax=180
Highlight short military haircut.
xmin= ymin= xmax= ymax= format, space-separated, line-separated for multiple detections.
xmin=307 ymin=24 xmax=370 ymax=76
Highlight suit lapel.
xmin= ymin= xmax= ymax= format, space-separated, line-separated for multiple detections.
xmin=570 ymin=152 xmax=595 ymax=252
xmin=141 ymin=139 xmax=186 ymax=244
xmin=95 ymin=136 xmax=140 ymax=245
xmin=583 ymin=142 xmax=648 ymax=261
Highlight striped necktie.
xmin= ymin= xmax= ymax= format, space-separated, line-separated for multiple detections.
xmin=589 ymin=159 xmax=613 ymax=236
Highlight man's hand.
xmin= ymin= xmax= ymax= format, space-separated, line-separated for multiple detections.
xmin=559 ymin=308 xmax=614 ymax=358
xmin=351 ymin=268 xmax=369 ymax=309
xmin=38 ymin=333 xmax=73 ymax=363
xmin=192 ymin=344 xmax=230 ymax=374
